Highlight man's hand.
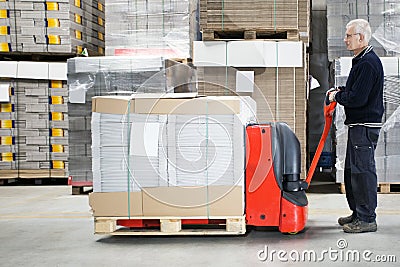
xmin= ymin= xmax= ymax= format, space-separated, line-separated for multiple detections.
xmin=329 ymin=91 xmax=338 ymax=102
xmin=326 ymin=88 xmax=339 ymax=103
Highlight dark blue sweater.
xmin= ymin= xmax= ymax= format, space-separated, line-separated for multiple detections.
xmin=335 ymin=47 xmax=384 ymax=125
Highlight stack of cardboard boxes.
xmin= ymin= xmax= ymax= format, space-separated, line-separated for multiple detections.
xmin=0 ymin=61 xmax=68 ymax=180
xmin=0 ymin=1 xmax=106 ymax=182
xmin=66 ymin=0 xmax=199 ymax=186
xmin=200 ymin=0 xmax=310 ymax=45
xmin=0 ymin=0 xmax=105 ymax=55
xmin=194 ymin=0 xmax=310 ymax=178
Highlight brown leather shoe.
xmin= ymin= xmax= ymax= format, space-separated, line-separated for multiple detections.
xmin=343 ymin=219 xmax=377 ymax=233
xmin=338 ymin=215 xmax=354 ymax=226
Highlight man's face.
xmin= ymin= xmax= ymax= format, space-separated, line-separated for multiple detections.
xmin=344 ymin=26 xmax=364 ymax=53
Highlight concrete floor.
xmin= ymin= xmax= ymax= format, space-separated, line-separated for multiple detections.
xmin=0 ymin=186 xmax=399 ymax=267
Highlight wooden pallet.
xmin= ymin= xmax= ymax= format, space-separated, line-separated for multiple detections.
xmin=378 ymin=183 xmax=400 ymax=193
xmin=72 ymin=185 xmax=93 ymax=195
xmin=0 ymin=178 xmax=17 ymax=185
xmin=202 ymin=29 xmax=299 ymax=41
xmin=68 ymin=179 xmax=93 ymax=195
xmin=0 ymin=170 xmax=18 ymax=179
xmin=0 ymin=46 xmax=104 ymax=60
xmin=340 ymin=183 xmax=400 ymax=194
xmin=72 ymin=183 xmax=93 ymax=195
xmin=94 ymin=216 xmax=246 ymax=236
xmin=13 ymin=169 xmax=67 ymax=179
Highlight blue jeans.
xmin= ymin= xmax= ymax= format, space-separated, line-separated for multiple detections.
xmin=344 ymin=125 xmax=380 ymax=223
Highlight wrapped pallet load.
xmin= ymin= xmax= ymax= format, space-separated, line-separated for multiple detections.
xmin=89 ymin=94 xmax=256 ymax=217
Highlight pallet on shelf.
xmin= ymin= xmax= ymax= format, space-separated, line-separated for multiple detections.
xmin=68 ymin=179 xmax=93 ymax=195
xmin=0 ymin=170 xmax=18 ymax=179
xmin=201 ymin=28 xmax=299 ymax=41
xmin=93 ymin=216 xmax=246 ymax=236
xmin=340 ymin=183 xmax=400 ymax=194
xmin=17 ymin=169 xmax=66 ymax=179
xmin=0 ymin=178 xmax=17 ymax=185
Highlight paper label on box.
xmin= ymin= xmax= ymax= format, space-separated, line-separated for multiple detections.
xmin=48 ymin=62 xmax=67 ymax=80
xmin=131 ymin=122 xmax=160 ymax=157
xmin=236 ymin=71 xmax=254 ymax=92
xmin=68 ymin=84 xmax=86 ymax=103
xmin=0 ymin=83 xmax=10 ymax=102
xmin=17 ymin=62 xmax=49 ymax=79
xmin=0 ymin=62 xmax=17 ymax=78
xmin=310 ymin=76 xmax=321 ymax=90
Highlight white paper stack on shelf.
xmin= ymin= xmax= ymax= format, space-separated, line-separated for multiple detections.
xmin=91 ymin=94 xmax=256 ymax=193
xmin=105 ymin=0 xmax=197 ymax=57
xmin=0 ymin=0 xmax=105 ymax=54
xmin=0 ymin=61 xmax=68 ymax=178
xmin=334 ymin=57 xmax=400 ymax=183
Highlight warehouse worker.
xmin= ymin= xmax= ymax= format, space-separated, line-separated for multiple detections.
xmin=327 ymin=19 xmax=384 ymax=233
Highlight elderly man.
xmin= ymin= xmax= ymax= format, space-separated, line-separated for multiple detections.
xmin=328 ymin=19 xmax=384 ymax=233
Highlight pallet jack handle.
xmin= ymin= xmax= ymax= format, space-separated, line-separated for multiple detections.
xmin=305 ymin=98 xmax=337 ymax=188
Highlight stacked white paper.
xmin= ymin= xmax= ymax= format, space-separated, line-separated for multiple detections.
xmin=105 ymin=0 xmax=195 ymax=58
xmin=92 ymin=98 xmax=256 ymax=192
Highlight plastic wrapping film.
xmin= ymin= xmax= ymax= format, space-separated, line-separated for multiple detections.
xmin=105 ymin=0 xmax=198 ymax=58
xmin=334 ymin=57 xmax=400 ymax=182
xmin=67 ymin=56 xmax=198 ymax=101
xmin=373 ymin=3 xmax=400 ymax=54
xmin=67 ymin=56 xmax=197 ymax=182
xmin=327 ymin=0 xmax=400 ymax=61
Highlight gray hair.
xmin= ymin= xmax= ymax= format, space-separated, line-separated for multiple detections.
xmin=346 ymin=19 xmax=372 ymax=43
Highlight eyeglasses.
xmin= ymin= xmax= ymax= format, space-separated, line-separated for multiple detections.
xmin=344 ymin=33 xmax=360 ymax=39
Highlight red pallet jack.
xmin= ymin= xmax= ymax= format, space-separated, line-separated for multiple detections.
xmin=245 ymin=99 xmax=337 ymax=233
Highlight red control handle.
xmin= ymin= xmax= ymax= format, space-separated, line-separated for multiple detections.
xmin=305 ymin=101 xmax=337 ymax=187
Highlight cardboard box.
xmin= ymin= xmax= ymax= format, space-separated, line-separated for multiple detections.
xmin=48 ymin=62 xmax=67 ymax=80
xmin=193 ymin=41 xmax=303 ymax=67
xmin=192 ymin=41 xmax=227 ymax=67
xmin=89 ymin=191 xmax=143 ymax=217
xmin=199 ymin=0 xmax=298 ymax=30
xmin=134 ymin=96 xmax=241 ymax=115
xmin=0 ymin=62 xmax=18 ymax=78
xmin=89 ymin=186 xmax=243 ymax=217
xmin=92 ymin=95 xmax=134 ymax=114
xmin=17 ymin=62 xmax=49 ymax=80
xmin=142 ymin=185 xmax=244 ymax=217
xmin=92 ymin=95 xmax=242 ymax=115
xmin=0 ymin=61 xmax=67 ymax=80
